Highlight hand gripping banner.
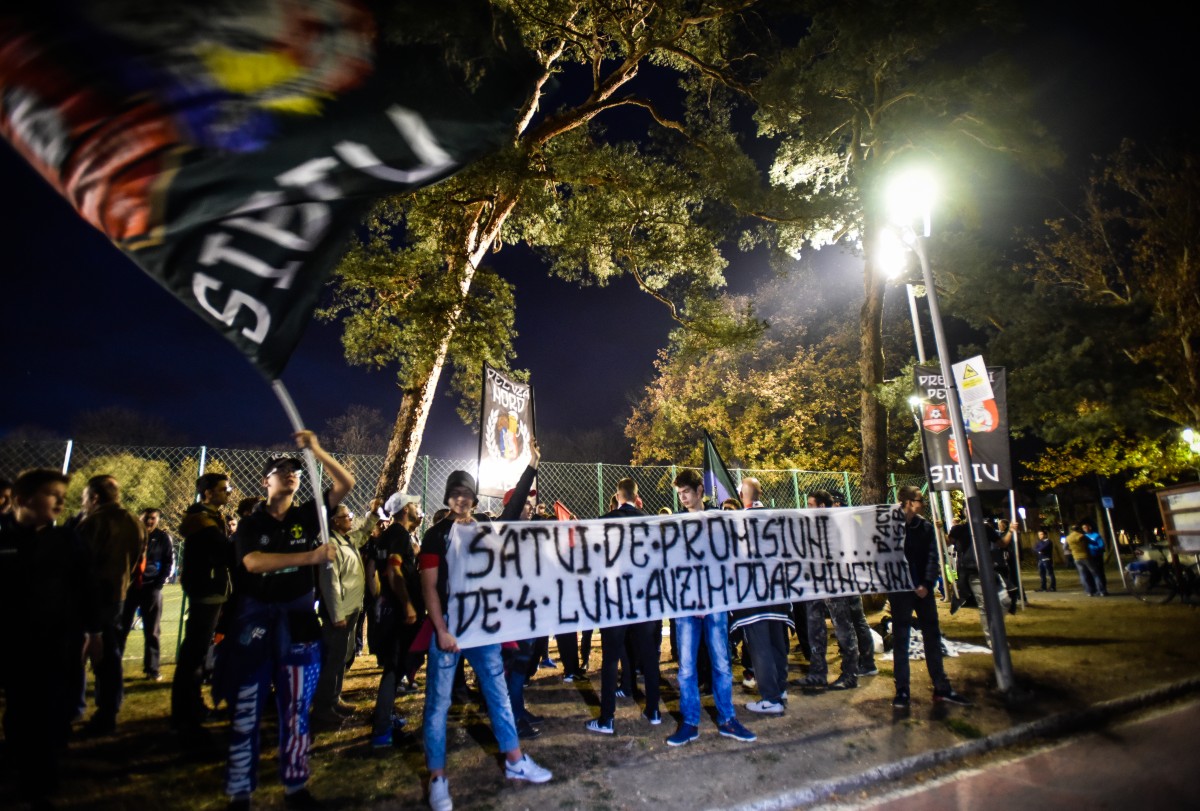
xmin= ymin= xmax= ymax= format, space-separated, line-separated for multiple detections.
xmin=0 ymin=1 xmax=539 ymax=378
xmin=446 ymin=505 xmax=912 ymax=648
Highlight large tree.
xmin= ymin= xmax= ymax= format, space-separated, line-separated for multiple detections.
xmin=753 ymin=0 xmax=1057 ymax=502
xmin=627 ymin=260 xmax=919 ymax=471
xmin=322 ymin=0 xmax=771 ymax=499
xmin=946 ymin=142 xmax=1200 ymax=488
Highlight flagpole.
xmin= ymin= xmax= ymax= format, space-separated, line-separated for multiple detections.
xmin=271 ymin=379 xmax=331 ymax=548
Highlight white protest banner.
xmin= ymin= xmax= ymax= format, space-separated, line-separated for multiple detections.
xmin=445 ymin=505 xmax=911 ymax=648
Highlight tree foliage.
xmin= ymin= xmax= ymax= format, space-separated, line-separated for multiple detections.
xmin=320 ymin=0 xmax=775 ymax=496
xmin=627 ymin=267 xmax=917 ymax=470
xmin=321 ymin=404 xmax=391 ymax=457
xmin=951 ymin=141 xmax=1200 ymax=488
xmin=752 ymin=0 xmax=1058 ymax=500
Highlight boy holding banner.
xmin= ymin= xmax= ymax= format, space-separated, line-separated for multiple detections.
xmin=418 ymin=453 xmax=552 ymax=811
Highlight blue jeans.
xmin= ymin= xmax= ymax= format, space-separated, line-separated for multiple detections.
xmin=424 ymin=637 xmax=519 ymax=772
xmin=676 ymin=613 xmax=735 ymax=727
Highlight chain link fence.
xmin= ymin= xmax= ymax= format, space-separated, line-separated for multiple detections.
xmin=1 ymin=438 xmax=926 ymax=664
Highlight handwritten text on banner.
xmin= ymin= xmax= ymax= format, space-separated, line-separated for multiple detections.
xmin=446 ymin=505 xmax=911 ymax=648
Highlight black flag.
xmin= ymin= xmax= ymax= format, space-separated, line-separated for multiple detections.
xmin=913 ymin=365 xmax=1013 ymax=491
xmin=0 ymin=1 xmax=539 ymax=378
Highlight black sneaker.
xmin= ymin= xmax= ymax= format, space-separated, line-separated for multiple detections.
xmin=82 ymin=715 xmax=116 ymax=738
xmin=892 ymin=691 xmax=910 ymax=709
xmin=828 ymin=675 xmax=858 ymax=691
xmin=516 ymin=718 xmax=541 ymax=740
xmin=933 ymin=689 xmax=972 ymax=706
xmin=284 ymin=788 xmax=323 ymax=810
xmin=796 ymin=674 xmax=827 ymax=689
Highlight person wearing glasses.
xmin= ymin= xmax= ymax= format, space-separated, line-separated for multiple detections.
xmin=890 ymin=486 xmax=970 ymax=709
xmin=224 ymin=431 xmax=354 ymax=811
xmin=171 ymin=471 xmax=234 ymax=745
xmin=312 ymin=499 xmax=380 ymax=726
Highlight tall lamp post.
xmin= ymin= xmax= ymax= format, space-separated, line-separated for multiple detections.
xmin=886 ymin=168 xmax=1015 ymax=693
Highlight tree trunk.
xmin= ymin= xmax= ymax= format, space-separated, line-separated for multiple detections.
xmin=373 ymin=266 xmax=477 ymax=501
xmin=373 ymin=196 xmax=520 ymax=500
xmin=858 ymin=220 xmax=889 ymax=505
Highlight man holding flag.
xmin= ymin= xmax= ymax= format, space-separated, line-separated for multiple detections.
xmin=225 ymin=431 xmax=353 ymax=810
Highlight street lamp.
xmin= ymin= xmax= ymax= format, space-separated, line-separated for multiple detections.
xmin=1184 ymin=428 xmax=1200 ymax=454
xmin=879 ymin=230 xmax=930 ymax=363
xmin=1184 ymin=428 xmax=1200 ymax=479
xmin=886 ymin=168 xmax=1015 ymax=693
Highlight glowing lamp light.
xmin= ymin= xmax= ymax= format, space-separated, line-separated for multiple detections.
xmin=885 ymin=167 xmax=937 ymax=237
xmin=878 ymin=228 xmax=911 ymax=279
xmin=1184 ymin=427 xmax=1200 ymax=453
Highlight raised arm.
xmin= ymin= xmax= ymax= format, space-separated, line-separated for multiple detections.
xmin=498 ymin=439 xmax=540 ymax=522
xmin=294 ymin=430 xmax=354 ymax=507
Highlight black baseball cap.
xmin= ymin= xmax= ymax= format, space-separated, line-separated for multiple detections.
xmin=262 ymin=457 xmax=303 ymax=479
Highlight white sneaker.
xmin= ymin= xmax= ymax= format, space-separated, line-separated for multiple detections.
xmin=742 ymin=676 xmax=757 ymax=689
xmin=505 ymin=753 xmax=553 ymax=784
xmin=745 ymin=699 xmax=785 ymax=715
xmin=428 ymin=776 xmax=453 ymax=811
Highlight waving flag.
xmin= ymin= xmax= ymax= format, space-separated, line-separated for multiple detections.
xmin=703 ymin=430 xmax=739 ymax=506
xmin=0 ymin=1 xmax=539 ymax=378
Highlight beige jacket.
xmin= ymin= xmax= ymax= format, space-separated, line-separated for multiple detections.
xmin=318 ymin=514 xmax=377 ymax=623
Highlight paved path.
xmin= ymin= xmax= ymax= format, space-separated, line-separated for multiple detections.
xmin=842 ymin=699 xmax=1200 ymax=810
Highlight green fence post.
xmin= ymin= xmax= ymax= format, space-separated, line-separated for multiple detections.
xmin=889 ymin=472 xmax=898 ymax=504
xmin=596 ymin=462 xmax=604 ymax=516
xmin=792 ymin=470 xmax=801 ymax=509
xmin=671 ymin=465 xmax=678 ymax=512
xmin=842 ymin=472 xmax=853 ymax=506
xmin=423 ymin=455 xmax=430 ymax=531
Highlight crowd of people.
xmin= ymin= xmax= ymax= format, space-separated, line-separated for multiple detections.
xmin=2 ymin=439 xmax=1004 ymax=811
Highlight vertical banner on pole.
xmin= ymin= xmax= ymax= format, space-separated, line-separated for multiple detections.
xmin=477 ymin=364 xmax=536 ymax=498
xmin=914 ymin=365 xmax=1012 ymax=491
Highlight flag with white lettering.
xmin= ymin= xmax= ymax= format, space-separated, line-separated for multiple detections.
xmin=477 ymin=364 xmax=536 ymax=498
xmin=446 ymin=505 xmax=911 ymax=648
xmin=0 ymin=2 xmax=539 ymax=378
xmin=913 ymin=365 xmax=1012 ymax=491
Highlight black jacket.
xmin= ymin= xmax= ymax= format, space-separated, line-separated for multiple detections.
xmin=138 ymin=528 xmax=175 ymax=590
xmin=179 ymin=502 xmax=232 ymax=604
xmin=902 ymin=514 xmax=940 ymax=591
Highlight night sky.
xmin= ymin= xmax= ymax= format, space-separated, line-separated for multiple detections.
xmin=0 ymin=3 xmax=1192 ymax=461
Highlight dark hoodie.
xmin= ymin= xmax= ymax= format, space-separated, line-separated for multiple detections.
xmin=180 ymin=502 xmax=232 ymax=604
